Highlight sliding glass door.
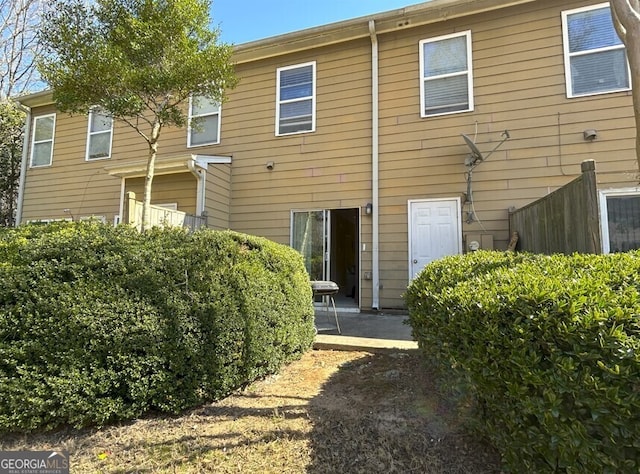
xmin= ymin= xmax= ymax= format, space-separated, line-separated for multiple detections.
xmin=291 ymin=210 xmax=329 ymax=281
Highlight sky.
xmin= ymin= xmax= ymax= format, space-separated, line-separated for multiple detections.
xmin=211 ymin=0 xmax=424 ymax=44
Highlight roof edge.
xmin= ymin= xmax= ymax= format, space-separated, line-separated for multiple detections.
xmin=233 ymin=0 xmax=538 ymax=64
xmin=15 ymin=0 xmax=538 ymax=104
xmin=13 ymin=89 xmax=54 ymax=107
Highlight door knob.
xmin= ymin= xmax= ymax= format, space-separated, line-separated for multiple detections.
xmin=413 ymin=259 xmax=418 ymax=264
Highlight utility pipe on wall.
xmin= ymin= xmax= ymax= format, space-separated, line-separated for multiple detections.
xmin=15 ymin=102 xmax=31 ymax=226
xmin=369 ymin=20 xmax=380 ymax=309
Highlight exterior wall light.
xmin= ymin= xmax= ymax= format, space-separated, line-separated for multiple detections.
xmin=365 ymin=203 xmax=373 ymax=215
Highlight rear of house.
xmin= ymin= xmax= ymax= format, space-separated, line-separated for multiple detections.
xmin=16 ymin=0 xmax=640 ymax=310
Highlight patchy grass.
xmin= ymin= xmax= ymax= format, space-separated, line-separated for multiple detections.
xmin=0 ymin=350 xmax=501 ymax=473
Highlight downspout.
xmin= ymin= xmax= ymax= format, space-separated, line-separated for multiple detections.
xmin=118 ymin=177 xmax=126 ymax=223
xmin=187 ymin=158 xmax=205 ymax=215
xmin=15 ymin=102 xmax=31 ymax=226
xmin=369 ymin=20 xmax=380 ymax=310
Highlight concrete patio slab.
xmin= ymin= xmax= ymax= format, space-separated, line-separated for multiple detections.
xmin=313 ymin=310 xmax=419 ymax=351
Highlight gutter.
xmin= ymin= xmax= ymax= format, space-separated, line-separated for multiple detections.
xmin=14 ymin=102 xmax=31 ymax=226
xmin=234 ymin=0 xmax=538 ymax=64
xmin=369 ymin=20 xmax=380 ymax=310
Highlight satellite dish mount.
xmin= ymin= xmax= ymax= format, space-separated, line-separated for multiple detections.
xmin=461 ymin=130 xmax=510 ymax=223
xmin=462 ymin=130 xmax=510 ymax=170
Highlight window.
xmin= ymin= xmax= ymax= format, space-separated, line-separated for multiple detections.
xmin=562 ymin=4 xmax=630 ymax=97
xmin=188 ymin=96 xmax=221 ymax=147
xmin=30 ymin=114 xmax=56 ymax=167
xmin=419 ymin=31 xmax=473 ymax=118
xmin=276 ymin=62 xmax=316 ymax=135
xmin=86 ymin=108 xmax=113 ymax=160
xmin=600 ymin=189 xmax=640 ymax=253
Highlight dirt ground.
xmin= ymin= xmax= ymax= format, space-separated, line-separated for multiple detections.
xmin=0 ymin=349 xmax=502 ymax=473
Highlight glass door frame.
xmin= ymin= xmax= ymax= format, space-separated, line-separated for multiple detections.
xmin=290 ymin=209 xmax=331 ymax=281
xmin=599 ymin=187 xmax=640 ymax=253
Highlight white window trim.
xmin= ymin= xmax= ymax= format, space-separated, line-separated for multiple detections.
xmin=276 ymin=61 xmax=317 ymax=136
xmin=154 ymin=203 xmax=178 ymax=210
xmin=599 ymin=187 xmax=640 ymax=253
xmin=562 ymin=3 xmax=631 ymax=98
xmin=26 ymin=218 xmax=72 ymax=224
xmin=187 ymin=96 xmax=221 ymax=148
xmin=29 ymin=113 xmax=56 ymax=168
xmin=419 ymin=30 xmax=474 ymax=118
xmin=79 ymin=215 xmax=107 ymax=223
xmin=85 ymin=108 xmax=114 ymax=161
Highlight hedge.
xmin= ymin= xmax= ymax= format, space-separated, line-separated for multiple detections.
xmin=405 ymin=250 xmax=640 ymax=473
xmin=0 ymin=222 xmax=315 ymax=432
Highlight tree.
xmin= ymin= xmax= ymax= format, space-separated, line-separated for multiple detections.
xmin=38 ymin=0 xmax=237 ymax=230
xmin=611 ymin=0 xmax=640 ymax=175
xmin=0 ymin=0 xmax=44 ymax=227
xmin=0 ymin=0 xmax=43 ymax=99
xmin=0 ymin=101 xmax=24 ymax=226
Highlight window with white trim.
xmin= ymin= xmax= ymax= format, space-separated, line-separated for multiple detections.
xmin=419 ymin=31 xmax=473 ymax=118
xmin=86 ymin=108 xmax=113 ymax=160
xmin=599 ymin=189 xmax=640 ymax=253
xmin=562 ymin=3 xmax=630 ymax=97
xmin=276 ymin=61 xmax=316 ymax=135
xmin=30 ymin=114 xmax=56 ymax=167
xmin=188 ymin=96 xmax=221 ymax=147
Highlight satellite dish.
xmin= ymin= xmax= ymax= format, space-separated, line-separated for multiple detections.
xmin=462 ymin=134 xmax=484 ymax=167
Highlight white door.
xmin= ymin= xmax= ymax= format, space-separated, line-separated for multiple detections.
xmin=408 ymin=199 xmax=461 ymax=280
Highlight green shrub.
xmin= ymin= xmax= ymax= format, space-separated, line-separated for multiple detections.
xmin=406 ymin=250 xmax=640 ymax=473
xmin=0 ymin=222 xmax=315 ymax=432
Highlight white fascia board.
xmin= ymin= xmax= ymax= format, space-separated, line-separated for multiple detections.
xmin=193 ymin=155 xmax=232 ymax=170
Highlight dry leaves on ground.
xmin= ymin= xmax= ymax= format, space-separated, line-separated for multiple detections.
xmin=0 ymin=349 xmax=501 ymax=473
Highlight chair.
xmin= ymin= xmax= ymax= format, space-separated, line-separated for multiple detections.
xmin=311 ymin=280 xmax=341 ymax=334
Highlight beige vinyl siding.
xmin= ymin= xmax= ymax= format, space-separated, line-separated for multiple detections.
xmin=21 ymin=104 xmax=203 ymax=223
xmin=213 ymin=40 xmax=374 ymax=305
xmin=373 ymin=0 xmax=637 ymax=307
xmin=191 ymin=40 xmax=373 ymax=303
xmin=125 ymin=173 xmax=197 ymax=215
xmin=22 ymin=106 xmax=123 ymax=222
xmin=204 ymin=163 xmax=231 ymax=230
xmin=19 ymin=0 xmax=640 ymax=310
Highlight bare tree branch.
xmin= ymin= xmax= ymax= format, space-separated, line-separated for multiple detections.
xmin=0 ymin=0 xmax=44 ymax=99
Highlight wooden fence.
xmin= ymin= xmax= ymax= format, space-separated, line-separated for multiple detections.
xmin=508 ymin=160 xmax=601 ymax=254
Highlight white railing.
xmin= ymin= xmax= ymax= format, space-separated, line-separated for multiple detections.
xmin=125 ymin=192 xmax=206 ymax=231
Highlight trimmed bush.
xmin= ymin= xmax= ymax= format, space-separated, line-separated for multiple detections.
xmin=406 ymin=250 xmax=640 ymax=473
xmin=0 ymin=222 xmax=315 ymax=432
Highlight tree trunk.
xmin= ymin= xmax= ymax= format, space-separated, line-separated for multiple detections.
xmin=628 ymin=33 xmax=640 ymax=177
xmin=141 ymin=121 xmax=161 ymax=231
xmin=611 ymin=0 xmax=640 ymax=179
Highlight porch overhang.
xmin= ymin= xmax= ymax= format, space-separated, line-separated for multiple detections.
xmin=104 ymin=154 xmax=231 ymax=178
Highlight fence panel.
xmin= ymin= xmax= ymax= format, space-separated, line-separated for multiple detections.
xmin=509 ymin=160 xmax=601 ymax=254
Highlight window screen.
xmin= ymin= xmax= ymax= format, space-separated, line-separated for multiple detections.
xmin=563 ymin=5 xmax=629 ymax=97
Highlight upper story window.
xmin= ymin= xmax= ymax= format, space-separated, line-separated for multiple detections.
xmin=276 ymin=61 xmax=316 ymax=135
xmin=30 ymin=114 xmax=56 ymax=167
xmin=188 ymin=96 xmax=221 ymax=147
xmin=419 ymin=31 xmax=473 ymax=118
xmin=86 ymin=108 xmax=113 ymax=160
xmin=562 ymin=3 xmax=630 ymax=97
